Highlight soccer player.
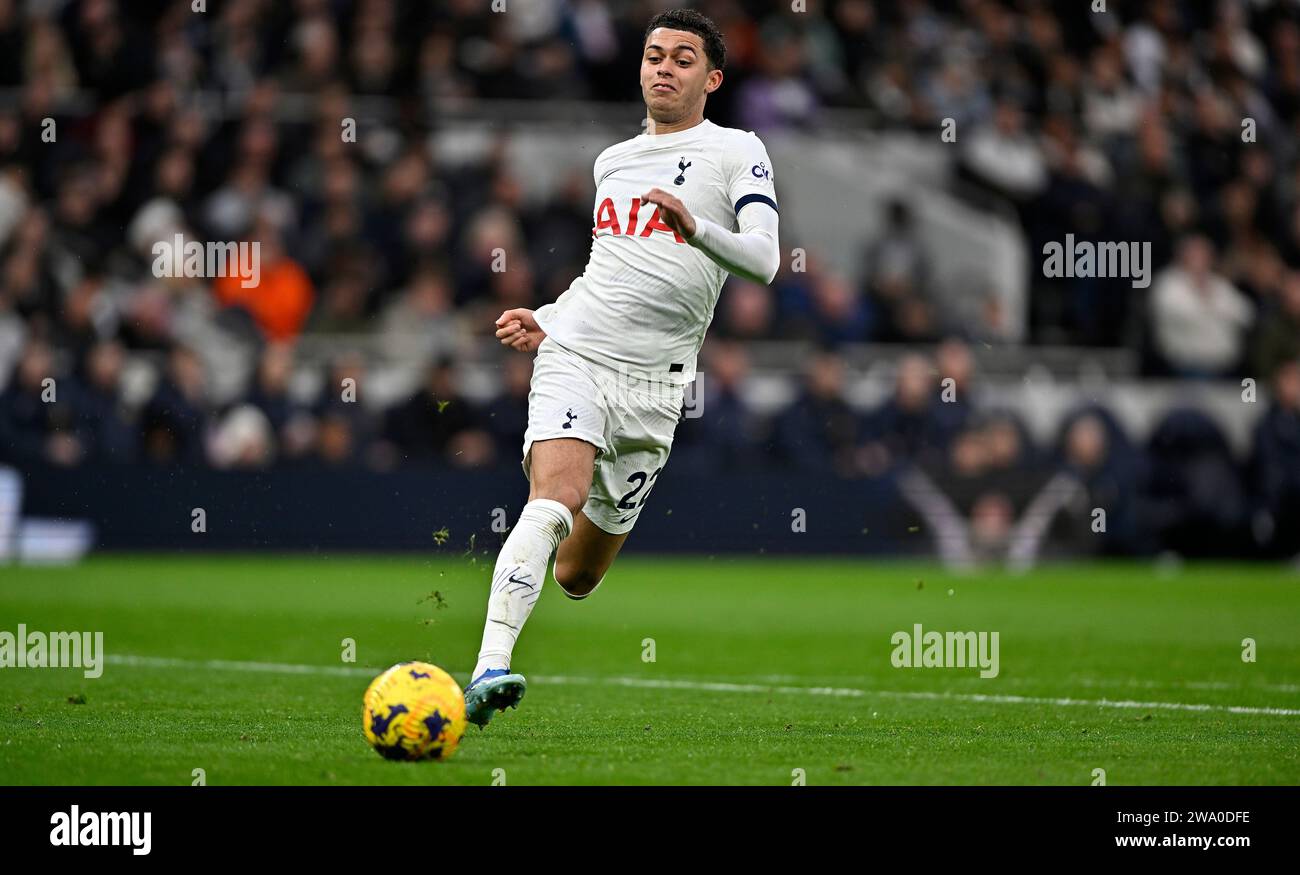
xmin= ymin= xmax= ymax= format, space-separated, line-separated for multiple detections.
xmin=464 ymin=8 xmax=781 ymax=725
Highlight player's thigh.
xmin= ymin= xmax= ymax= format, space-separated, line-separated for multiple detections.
xmin=527 ymin=437 xmax=599 ymax=512
xmin=554 ymin=510 xmax=628 ymax=593
xmin=522 ymin=339 xmax=612 ymax=514
xmin=585 ymin=439 xmax=672 ymax=535
xmin=583 ymin=385 xmax=679 ymax=533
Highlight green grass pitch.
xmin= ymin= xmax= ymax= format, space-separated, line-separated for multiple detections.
xmin=1 ymin=555 xmax=1298 ymax=785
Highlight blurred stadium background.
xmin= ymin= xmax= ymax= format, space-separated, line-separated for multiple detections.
xmin=1 ymin=0 xmax=1299 ymax=565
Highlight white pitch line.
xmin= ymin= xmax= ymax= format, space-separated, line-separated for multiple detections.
xmin=105 ymin=655 xmax=1300 ymax=717
xmin=110 ymin=653 xmax=376 ymax=678
xmin=757 ymin=672 xmax=1300 ymax=695
xmin=535 ymin=675 xmax=1300 ymax=717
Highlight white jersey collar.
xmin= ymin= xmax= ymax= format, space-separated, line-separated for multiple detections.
xmin=639 ymin=118 xmax=713 ymax=144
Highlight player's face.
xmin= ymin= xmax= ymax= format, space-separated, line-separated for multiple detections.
xmin=640 ymin=28 xmax=722 ymax=123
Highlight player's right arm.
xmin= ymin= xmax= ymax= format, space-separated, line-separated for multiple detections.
xmin=495 ymin=308 xmax=547 ymax=352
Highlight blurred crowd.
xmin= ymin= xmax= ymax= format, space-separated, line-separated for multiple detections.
xmin=677 ymin=339 xmax=1300 ymax=558
xmin=0 ymin=0 xmax=1298 ymax=556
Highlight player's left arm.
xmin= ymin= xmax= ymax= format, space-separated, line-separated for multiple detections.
xmin=641 ymin=132 xmax=780 ymax=285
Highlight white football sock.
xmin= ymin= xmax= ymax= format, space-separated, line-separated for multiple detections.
xmin=472 ymin=498 xmax=573 ymax=679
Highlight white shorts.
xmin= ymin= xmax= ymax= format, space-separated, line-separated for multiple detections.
xmin=522 ymin=338 xmax=684 ymax=534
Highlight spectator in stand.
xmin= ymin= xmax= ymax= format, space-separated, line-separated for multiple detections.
xmin=805 ymin=271 xmax=873 ymax=345
xmin=1150 ymin=235 xmax=1254 ymax=377
xmin=1252 ymin=270 xmax=1300 ymax=380
xmin=858 ymin=353 xmax=945 ymax=475
xmin=2 ymin=206 xmax=60 ymax=326
xmin=1144 ymin=408 xmax=1248 ymax=556
xmin=71 ymin=338 xmax=136 ymax=464
xmin=861 ymin=199 xmax=929 ymax=343
xmin=248 ymin=342 xmax=314 ymax=462
xmin=139 ymin=345 xmax=208 ymax=465
xmin=378 ymin=266 xmax=461 ymax=367
xmin=213 ymin=221 xmax=315 ymax=342
xmin=715 ymin=278 xmax=775 ymax=341
xmin=940 ymin=410 xmax=1038 ymax=493
xmin=1250 ymin=358 xmax=1300 ymax=556
xmin=1055 ymin=407 xmax=1143 ymax=555
xmin=675 ymin=339 xmax=767 ymax=473
xmin=735 ymin=26 xmax=820 ymax=132
xmin=307 ymin=261 xmax=372 ymax=335
xmin=380 ymin=359 xmax=493 ymax=467
xmin=930 ymin=338 xmax=975 ymax=445
xmin=961 ymin=98 xmax=1048 ymax=211
xmin=0 ymin=340 xmax=81 ymax=467
xmin=311 ymin=351 xmax=372 ymax=464
xmin=479 ymin=352 xmax=532 ymax=462
xmin=770 ymin=349 xmax=858 ymax=476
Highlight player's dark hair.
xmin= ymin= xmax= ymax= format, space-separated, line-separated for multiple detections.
xmin=644 ymin=8 xmax=726 ymax=71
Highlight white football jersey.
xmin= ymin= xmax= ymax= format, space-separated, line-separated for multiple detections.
xmin=534 ymin=119 xmax=778 ymax=381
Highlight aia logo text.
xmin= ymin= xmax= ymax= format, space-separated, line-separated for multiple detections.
xmin=592 ymin=197 xmax=685 ymax=244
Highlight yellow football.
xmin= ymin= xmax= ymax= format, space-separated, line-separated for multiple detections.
xmin=362 ymin=662 xmax=466 ymax=761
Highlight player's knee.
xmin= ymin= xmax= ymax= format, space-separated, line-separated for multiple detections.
xmin=554 ymin=559 xmax=602 ymax=599
xmin=530 ymin=481 xmax=588 ymax=517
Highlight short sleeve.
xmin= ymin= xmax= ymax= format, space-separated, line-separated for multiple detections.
xmin=726 ymin=131 xmax=778 ymax=218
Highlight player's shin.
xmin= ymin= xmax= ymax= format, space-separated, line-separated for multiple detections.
xmin=472 ymin=498 xmax=574 ymax=679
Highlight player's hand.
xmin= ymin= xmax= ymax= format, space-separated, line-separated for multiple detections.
xmin=494 ymin=308 xmax=546 ymax=353
xmin=641 ymin=188 xmax=697 ymax=239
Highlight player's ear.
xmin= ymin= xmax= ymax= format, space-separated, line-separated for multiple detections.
xmin=705 ymin=68 xmax=723 ymax=93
